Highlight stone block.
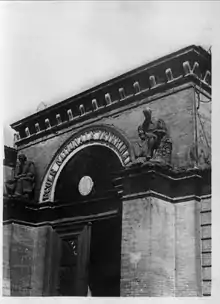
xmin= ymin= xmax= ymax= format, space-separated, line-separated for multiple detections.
xmin=202 ymin=252 xmax=211 ymax=266
xmin=202 ymin=280 xmax=211 ymax=295
xmin=201 ymin=212 xmax=211 ymax=225
xmin=201 ymin=198 xmax=211 ymax=212
xmin=202 ymin=239 xmax=212 ymax=252
xmin=202 ymin=267 xmax=211 ymax=281
xmin=201 ymin=226 xmax=211 ymax=239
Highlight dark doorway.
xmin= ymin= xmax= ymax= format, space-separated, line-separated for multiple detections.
xmin=89 ymin=215 xmax=122 ymax=297
xmin=57 ymin=214 xmax=122 ymax=297
xmin=55 ymin=145 xmax=123 ymax=296
xmin=55 ymin=145 xmax=123 ymax=203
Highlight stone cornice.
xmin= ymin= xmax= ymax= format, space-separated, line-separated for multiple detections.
xmin=112 ymin=163 xmax=211 ymax=198
xmin=11 ymin=45 xmax=211 ymax=147
xmin=3 ymin=165 xmax=211 ymax=225
xmin=14 ymin=82 xmax=196 ymax=150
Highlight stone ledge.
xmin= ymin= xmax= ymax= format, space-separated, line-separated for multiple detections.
xmin=113 ymin=163 xmax=211 ymax=199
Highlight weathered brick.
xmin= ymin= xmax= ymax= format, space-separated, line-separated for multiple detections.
xmin=202 ymin=239 xmax=212 ymax=252
xmin=202 ymin=252 xmax=211 ymax=266
xmin=3 ymin=223 xmax=62 ymax=296
xmin=202 ymin=280 xmax=211 ymax=295
xmin=201 ymin=226 xmax=211 ymax=239
xmin=175 ymin=200 xmax=202 ymax=296
xmin=201 ymin=212 xmax=211 ymax=225
xmin=121 ymin=196 xmax=175 ymax=296
xmin=202 ymin=267 xmax=211 ymax=281
xmin=201 ymin=198 xmax=211 ymax=212
xmin=3 ymin=224 xmax=12 ymax=296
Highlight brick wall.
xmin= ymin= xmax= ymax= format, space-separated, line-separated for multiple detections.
xmin=120 ymin=196 xmax=203 ymax=296
xmin=200 ymin=196 xmax=212 ymax=296
xmin=2 ymin=223 xmax=61 ymax=296
xmin=18 ymin=86 xmax=195 ymax=201
xmin=3 ymin=224 xmax=12 ymax=295
xmin=175 ymin=200 xmax=202 ymax=296
xmin=120 ymin=196 xmax=175 ymax=296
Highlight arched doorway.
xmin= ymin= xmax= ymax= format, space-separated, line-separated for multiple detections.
xmin=54 ymin=144 xmax=124 ymax=297
xmin=39 ymin=124 xmax=132 ymax=203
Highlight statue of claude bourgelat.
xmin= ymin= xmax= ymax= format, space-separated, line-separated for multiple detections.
xmin=134 ymin=108 xmax=172 ymax=165
xmin=5 ymin=154 xmax=35 ymax=199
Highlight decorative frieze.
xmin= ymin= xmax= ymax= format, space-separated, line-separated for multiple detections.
xmin=45 ymin=118 xmax=51 ymax=129
xmin=67 ymin=109 xmax=73 ymax=121
xmin=25 ymin=127 xmax=30 ymax=137
xmin=56 ymin=114 xmax=62 ymax=125
xmin=183 ymin=61 xmax=192 ymax=75
xmin=14 ymin=132 xmax=20 ymax=142
xmin=105 ymin=93 xmax=112 ymax=105
xmin=40 ymin=126 xmax=132 ymax=202
xmin=192 ymin=62 xmax=200 ymax=77
xmin=133 ymin=81 xmax=141 ymax=94
xmin=204 ymin=71 xmax=211 ymax=85
xmin=35 ymin=123 xmax=40 ymax=133
xmin=12 ymin=46 xmax=211 ymax=143
xmin=165 ymin=68 xmax=173 ymax=82
xmin=92 ymin=99 xmax=98 ymax=111
xmin=119 ymin=88 xmax=126 ymax=100
xmin=149 ymin=75 xmax=157 ymax=88
xmin=79 ymin=104 xmax=85 ymax=116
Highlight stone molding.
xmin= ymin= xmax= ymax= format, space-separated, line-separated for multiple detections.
xmin=3 ymin=165 xmax=211 ymax=226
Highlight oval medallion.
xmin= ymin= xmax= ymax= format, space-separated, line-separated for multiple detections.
xmin=78 ymin=176 xmax=94 ymax=196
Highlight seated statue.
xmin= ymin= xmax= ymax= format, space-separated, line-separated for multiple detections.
xmin=134 ymin=108 xmax=172 ymax=164
xmin=5 ymin=154 xmax=35 ymax=199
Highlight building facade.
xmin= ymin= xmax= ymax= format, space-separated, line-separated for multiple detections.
xmin=3 ymin=45 xmax=211 ymax=297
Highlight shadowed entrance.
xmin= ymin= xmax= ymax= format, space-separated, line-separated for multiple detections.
xmin=54 ymin=145 xmax=123 ymax=296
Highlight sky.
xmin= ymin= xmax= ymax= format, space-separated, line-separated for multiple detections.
xmin=0 ymin=1 xmax=216 ymax=146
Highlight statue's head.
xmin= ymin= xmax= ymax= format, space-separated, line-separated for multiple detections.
xmin=18 ymin=154 xmax=27 ymax=163
xmin=143 ymin=107 xmax=152 ymax=120
xmin=138 ymin=126 xmax=145 ymax=140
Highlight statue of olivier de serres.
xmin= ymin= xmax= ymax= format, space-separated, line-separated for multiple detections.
xmin=5 ymin=154 xmax=35 ymax=199
xmin=134 ymin=108 xmax=172 ymax=164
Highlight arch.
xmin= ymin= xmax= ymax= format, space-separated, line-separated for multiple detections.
xmin=39 ymin=124 xmax=133 ymax=202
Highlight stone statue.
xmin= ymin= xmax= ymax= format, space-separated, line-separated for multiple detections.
xmin=134 ymin=108 xmax=172 ymax=165
xmin=5 ymin=154 xmax=35 ymax=199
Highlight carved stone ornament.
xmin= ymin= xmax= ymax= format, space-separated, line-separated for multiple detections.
xmin=40 ymin=126 xmax=132 ymax=202
xmin=4 ymin=153 xmax=35 ymax=200
xmin=78 ymin=176 xmax=94 ymax=196
xmin=134 ymin=108 xmax=172 ymax=165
